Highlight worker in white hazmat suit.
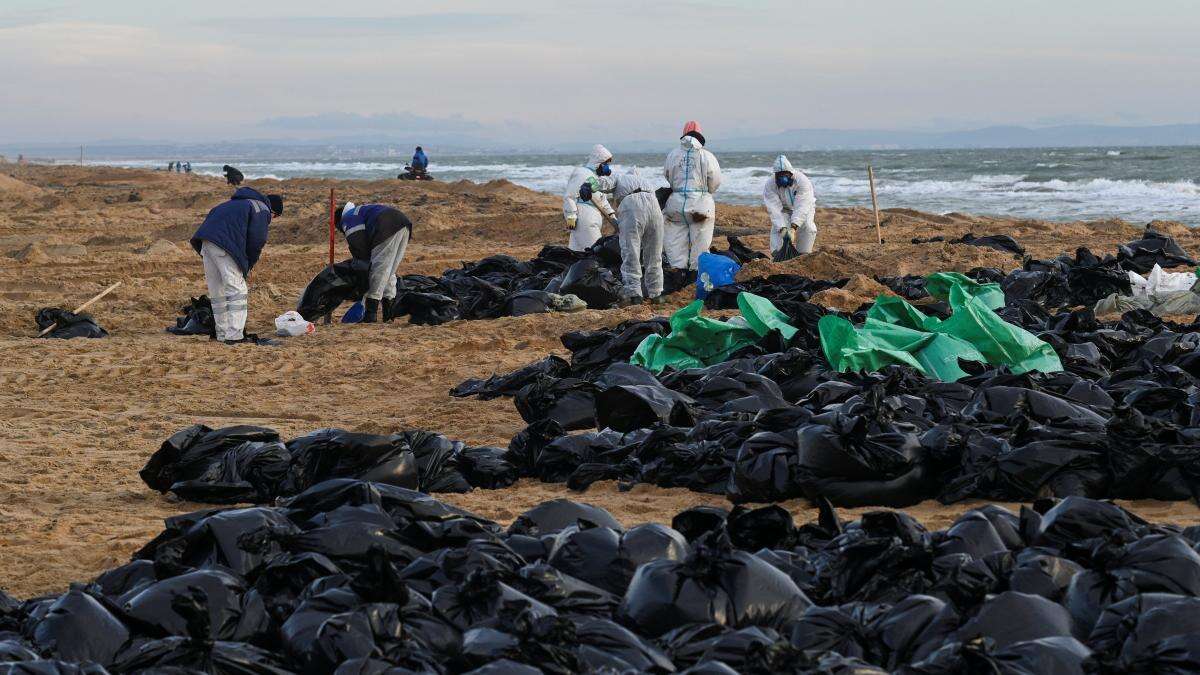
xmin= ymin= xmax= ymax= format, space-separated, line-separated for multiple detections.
xmin=663 ymin=121 xmax=722 ymax=270
xmin=762 ymin=154 xmax=816 ymax=255
xmin=562 ymin=144 xmax=617 ymax=251
xmin=587 ymin=167 xmax=666 ymax=305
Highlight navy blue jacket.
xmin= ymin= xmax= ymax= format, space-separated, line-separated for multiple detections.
xmin=190 ymin=187 xmax=273 ymax=274
xmin=338 ymin=204 xmax=413 ymax=261
xmin=411 ymin=149 xmax=428 ymax=170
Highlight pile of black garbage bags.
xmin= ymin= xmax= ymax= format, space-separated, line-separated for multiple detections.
xmin=139 ymin=424 xmax=519 ymax=504
xmin=453 ymin=230 xmax=1200 ymax=508
xmin=165 ymin=296 xmax=215 ymax=338
xmin=10 ymin=485 xmax=1200 ymax=672
xmin=295 ymin=236 xmax=762 ymax=326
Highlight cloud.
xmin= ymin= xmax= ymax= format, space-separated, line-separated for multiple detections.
xmin=198 ymin=12 xmax=524 ymax=39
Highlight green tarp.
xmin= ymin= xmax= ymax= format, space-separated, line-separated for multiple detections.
xmin=819 ymin=273 xmax=1062 ymax=381
xmin=632 ymin=292 xmax=797 ymax=373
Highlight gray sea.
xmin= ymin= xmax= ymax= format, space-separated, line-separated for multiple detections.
xmin=93 ymin=146 xmax=1200 ymax=226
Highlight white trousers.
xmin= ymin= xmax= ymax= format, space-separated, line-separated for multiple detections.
xmin=201 ymin=241 xmax=248 ymax=342
xmin=568 ymin=203 xmax=604 ymax=251
xmin=770 ymin=215 xmax=818 ymax=255
xmin=663 ymin=193 xmax=715 ymax=270
xmin=367 ymin=229 xmax=410 ymax=300
xmin=617 ymin=194 xmax=665 ymax=299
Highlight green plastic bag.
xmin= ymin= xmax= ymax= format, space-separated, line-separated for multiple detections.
xmin=925 ymin=272 xmax=1005 ymax=310
xmin=819 ymin=273 xmax=1062 ymax=381
xmin=631 ymin=292 xmax=797 ymax=374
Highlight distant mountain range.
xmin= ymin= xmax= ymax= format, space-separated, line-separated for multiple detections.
xmin=5 ymin=123 xmax=1200 ymax=158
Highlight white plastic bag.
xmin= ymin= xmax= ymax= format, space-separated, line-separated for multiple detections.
xmin=274 ymin=311 xmax=315 ymax=337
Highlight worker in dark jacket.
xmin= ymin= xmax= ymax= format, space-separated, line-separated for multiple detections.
xmin=334 ymin=202 xmax=413 ymax=323
xmin=190 ymin=187 xmax=283 ymax=343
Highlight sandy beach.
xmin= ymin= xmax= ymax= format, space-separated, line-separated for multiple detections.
xmin=1 ymin=162 xmax=1198 ymax=599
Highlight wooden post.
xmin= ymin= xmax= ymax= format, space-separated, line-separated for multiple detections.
xmin=79 ymin=145 xmax=84 ymax=166
xmin=867 ymin=165 xmax=882 ymax=245
xmin=38 ymin=282 xmax=121 ymax=337
xmin=324 ymin=188 xmax=335 ymax=324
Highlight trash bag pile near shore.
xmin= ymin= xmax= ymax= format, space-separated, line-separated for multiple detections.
xmin=452 ymin=231 xmax=1200 ymax=508
xmin=295 ymin=235 xmax=763 ymax=325
xmin=9 ymin=486 xmax=1200 ymax=672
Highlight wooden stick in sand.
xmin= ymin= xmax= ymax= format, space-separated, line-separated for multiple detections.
xmin=325 ymin=188 xmax=335 ymax=325
xmin=38 ymin=281 xmax=121 ymax=337
xmin=867 ymin=165 xmax=882 ymax=245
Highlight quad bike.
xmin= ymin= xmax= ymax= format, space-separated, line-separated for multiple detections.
xmin=398 ymin=165 xmax=433 ymax=181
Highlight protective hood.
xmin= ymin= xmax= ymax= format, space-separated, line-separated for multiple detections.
xmin=773 ymin=155 xmax=795 ymax=175
xmin=680 ymin=136 xmax=702 ymax=151
xmin=231 ymin=186 xmax=269 ymax=205
xmin=586 ymin=144 xmax=613 ymax=168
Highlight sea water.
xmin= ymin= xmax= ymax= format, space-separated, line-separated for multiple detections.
xmin=91 ymin=146 xmax=1200 ymax=226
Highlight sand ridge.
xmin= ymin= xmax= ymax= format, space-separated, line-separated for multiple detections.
xmin=1 ymin=163 xmax=1198 ymax=598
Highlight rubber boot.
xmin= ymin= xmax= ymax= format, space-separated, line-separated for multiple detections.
xmin=382 ymin=297 xmax=395 ymax=322
xmin=363 ymin=298 xmax=379 ymax=323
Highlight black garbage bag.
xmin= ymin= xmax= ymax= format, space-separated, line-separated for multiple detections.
xmin=772 ymin=234 xmax=802 ymax=262
xmin=617 ymin=533 xmax=812 ymax=637
xmin=904 ymin=636 xmax=1091 ymax=675
xmin=451 ymin=356 xmax=569 ymax=400
xmin=1002 ymin=269 xmax=1072 ymax=308
xmin=1117 ymin=230 xmax=1197 ymax=273
xmin=956 ymin=232 xmax=1026 ymax=257
xmin=457 ymin=446 xmax=519 ymax=489
xmin=297 ymin=259 xmax=370 ymax=320
xmin=559 ymin=259 xmax=623 ymax=309
xmin=31 ymin=588 xmax=129 ymax=666
xmin=1009 ymin=550 xmax=1082 ymax=601
xmin=511 ymin=561 xmax=620 ymax=617
xmin=114 ymin=635 xmax=293 ymax=675
xmin=401 ymin=430 xmax=473 ymax=493
xmin=139 ymin=424 xmax=289 ymax=504
xmin=505 ymin=419 xmax=566 ymax=475
xmin=1088 ymin=593 xmax=1200 ymax=663
xmin=867 ymin=594 xmax=958 ymax=668
xmin=399 ymin=292 xmax=461 ymax=325
xmin=138 ymin=506 xmax=300 ymax=579
xmin=122 ymin=569 xmax=270 ymax=643
xmin=443 ymin=275 xmax=510 ymax=320
xmin=727 ymin=431 xmax=803 ymax=503
xmin=595 ymin=383 xmax=696 ymax=432
xmin=286 ymin=429 xmax=418 ymax=494
xmin=35 ymin=308 xmax=107 ymax=339
xmin=432 ymin=569 xmax=557 ymax=631
xmin=791 ymin=419 xmax=929 ymax=508
xmin=503 ymin=290 xmax=557 ymax=317
xmin=952 ymin=591 xmax=1078 ymax=648
xmin=514 ymin=376 xmax=597 ymax=431
xmin=166 ymin=295 xmax=216 ymax=337
xmin=547 ymin=521 xmax=688 ymax=595
xmin=1066 ymin=265 xmax=1131 ymax=306
xmin=508 ymin=499 xmax=622 ymax=536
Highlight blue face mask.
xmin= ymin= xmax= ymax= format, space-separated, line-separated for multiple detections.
xmin=596 ymin=163 xmax=612 ymax=176
xmin=775 ymin=174 xmax=794 ymax=187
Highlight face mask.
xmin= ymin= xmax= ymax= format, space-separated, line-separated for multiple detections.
xmin=596 ymin=163 xmax=612 ymax=176
xmin=775 ymin=174 xmax=793 ymax=187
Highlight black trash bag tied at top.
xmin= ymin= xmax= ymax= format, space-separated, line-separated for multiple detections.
xmin=21 ymin=486 xmax=1200 ymax=672
xmin=35 ymin=307 xmax=108 ymax=339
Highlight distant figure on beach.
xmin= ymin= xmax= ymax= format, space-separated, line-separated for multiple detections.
xmin=763 ymin=154 xmax=817 ymax=256
xmin=190 ymin=188 xmax=283 ymax=344
xmin=175 ymin=161 xmax=182 ymax=173
xmin=663 ymin=120 xmax=722 ymax=270
xmin=334 ymin=202 xmax=414 ymax=323
xmin=184 ymin=162 xmax=192 ymax=173
xmin=223 ymin=165 xmax=244 ymax=186
xmin=168 ymin=161 xmax=175 ymax=172
xmin=562 ymin=144 xmax=617 ymax=251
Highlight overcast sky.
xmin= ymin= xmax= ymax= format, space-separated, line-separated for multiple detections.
xmin=1 ymin=0 xmax=1197 ymax=144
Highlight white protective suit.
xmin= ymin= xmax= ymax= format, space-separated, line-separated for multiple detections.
xmin=200 ymin=240 xmax=249 ymax=342
xmin=592 ymin=168 xmax=664 ymax=299
xmin=562 ymin=144 xmax=617 ymax=251
xmin=762 ymin=154 xmax=817 ymax=254
xmin=663 ymin=136 xmax=722 ymax=269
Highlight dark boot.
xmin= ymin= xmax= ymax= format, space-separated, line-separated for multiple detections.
xmin=363 ymin=298 xmax=379 ymax=323
xmin=381 ymin=297 xmax=395 ymax=322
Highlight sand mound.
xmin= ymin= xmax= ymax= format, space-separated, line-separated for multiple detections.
xmin=810 ymin=274 xmax=896 ymax=312
xmin=0 ymin=173 xmax=47 ymax=201
xmin=137 ymin=239 xmax=185 ymax=258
